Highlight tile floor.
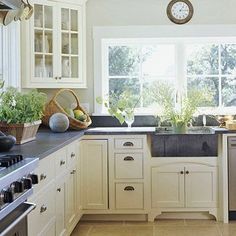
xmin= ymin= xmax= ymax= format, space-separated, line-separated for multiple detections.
xmin=71 ymin=219 xmax=236 ymax=236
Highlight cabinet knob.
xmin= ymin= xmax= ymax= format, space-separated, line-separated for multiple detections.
xmin=123 ymin=142 xmax=134 ymax=147
xmin=58 ymin=77 xmax=62 ymax=80
xmin=124 ymin=186 xmax=135 ymax=191
xmin=124 ymin=156 xmax=134 ymax=161
xmin=55 ymin=77 xmax=58 ymax=80
xmin=185 ymin=171 xmax=189 ymax=174
xmin=40 ymin=173 xmax=47 ymax=181
xmin=57 ymin=188 xmax=61 ymax=192
xmin=40 ymin=205 xmax=47 ymax=213
xmin=180 ymin=171 xmax=184 ymax=175
xmin=60 ymin=160 xmax=66 ymax=166
xmin=70 ymin=169 xmax=76 ymax=175
xmin=71 ymin=152 xmax=75 ymax=158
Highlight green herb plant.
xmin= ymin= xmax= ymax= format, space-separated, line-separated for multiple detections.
xmin=0 ymin=87 xmax=47 ymax=124
xmin=96 ymin=90 xmax=140 ymax=125
xmin=150 ymin=82 xmax=212 ymax=129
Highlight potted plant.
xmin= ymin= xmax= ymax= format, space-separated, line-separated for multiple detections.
xmin=96 ymin=90 xmax=140 ymax=128
xmin=0 ymin=86 xmax=47 ymax=144
xmin=150 ymin=82 xmax=212 ymax=133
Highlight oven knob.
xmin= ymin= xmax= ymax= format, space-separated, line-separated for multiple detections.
xmin=3 ymin=189 xmax=14 ymax=203
xmin=13 ymin=181 xmax=24 ymax=193
xmin=29 ymin=174 xmax=39 ymax=184
xmin=23 ymin=178 xmax=32 ymax=189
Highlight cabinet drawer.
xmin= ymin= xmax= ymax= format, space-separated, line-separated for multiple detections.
xmin=55 ymin=148 xmax=67 ymax=176
xmin=115 ymin=153 xmax=143 ymax=179
xmin=114 ymin=138 xmax=143 ymax=149
xmin=33 ymin=154 xmax=55 ymax=194
xmin=28 ymin=184 xmax=55 ymax=236
xmin=115 ymin=183 xmax=144 ymax=209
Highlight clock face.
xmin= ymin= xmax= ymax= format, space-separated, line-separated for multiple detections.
xmin=167 ymin=0 xmax=194 ymax=24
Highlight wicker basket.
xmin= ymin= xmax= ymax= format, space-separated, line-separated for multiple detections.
xmin=42 ymin=89 xmax=92 ymax=130
xmin=0 ymin=120 xmax=41 ymax=144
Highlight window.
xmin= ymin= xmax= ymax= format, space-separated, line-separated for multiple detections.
xmin=94 ymin=26 xmax=236 ymax=115
xmin=186 ymin=44 xmax=236 ymax=108
xmin=108 ymin=44 xmax=176 ymax=110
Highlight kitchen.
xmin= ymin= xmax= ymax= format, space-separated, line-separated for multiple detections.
xmin=0 ymin=0 xmax=236 ymax=236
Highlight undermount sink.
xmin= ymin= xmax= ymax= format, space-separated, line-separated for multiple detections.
xmin=155 ymin=126 xmax=215 ymax=134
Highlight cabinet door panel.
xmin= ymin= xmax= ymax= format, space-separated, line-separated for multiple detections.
xmin=56 ymin=180 xmax=66 ymax=236
xmin=81 ymin=140 xmax=108 ymax=209
xmin=185 ymin=165 xmax=218 ymax=208
xmin=65 ymin=167 xmax=77 ymax=228
xmin=151 ymin=165 xmax=185 ymax=208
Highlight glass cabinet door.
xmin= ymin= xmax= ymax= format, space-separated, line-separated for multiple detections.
xmin=33 ymin=3 xmax=54 ymax=79
xmin=60 ymin=7 xmax=81 ymax=81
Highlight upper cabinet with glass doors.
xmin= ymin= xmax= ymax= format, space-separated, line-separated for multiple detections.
xmin=21 ymin=0 xmax=87 ymax=88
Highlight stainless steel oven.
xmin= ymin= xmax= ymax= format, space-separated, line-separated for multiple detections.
xmin=0 ymin=202 xmax=35 ymax=236
xmin=0 ymin=155 xmax=39 ymax=235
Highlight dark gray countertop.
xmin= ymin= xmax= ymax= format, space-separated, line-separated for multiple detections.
xmin=84 ymin=126 xmax=232 ymax=135
xmin=0 ymin=129 xmax=84 ymax=159
xmin=0 ymin=126 xmax=234 ymax=160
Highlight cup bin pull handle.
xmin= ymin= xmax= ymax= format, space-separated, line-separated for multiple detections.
xmin=124 ymin=186 xmax=135 ymax=191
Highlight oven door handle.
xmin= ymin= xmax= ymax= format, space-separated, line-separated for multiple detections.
xmin=0 ymin=202 xmax=36 ymax=236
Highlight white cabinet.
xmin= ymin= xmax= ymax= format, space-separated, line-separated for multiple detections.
xmin=151 ymin=164 xmax=185 ymax=208
xmin=28 ymin=140 xmax=81 ymax=236
xmin=185 ymin=165 xmax=217 ymax=208
xmin=21 ymin=0 xmax=86 ymax=88
xmin=81 ymin=139 xmax=108 ymax=210
xmin=151 ymin=162 xmax=218 ymax=209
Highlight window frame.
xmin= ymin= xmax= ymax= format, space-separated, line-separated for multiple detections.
xmin=93 ymin=25 xmax=236 ymax=115
xmin=0 ymin=23 xmax=21 ymax=89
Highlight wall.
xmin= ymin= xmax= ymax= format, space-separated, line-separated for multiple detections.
xmin=44 ymin=0 xmax=236 ymax=113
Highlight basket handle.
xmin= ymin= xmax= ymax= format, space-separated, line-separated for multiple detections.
xmin=51 ymin=89 xmax=80 ymax=106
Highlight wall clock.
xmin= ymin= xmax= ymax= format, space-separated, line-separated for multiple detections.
xmin=167 ymin=0 xmax=194 ymax=24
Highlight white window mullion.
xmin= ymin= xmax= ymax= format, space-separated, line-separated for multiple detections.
xmin=176 ymin=43 xmax=186 ymax=96
xmin=218 ymin=44 xmax=223 ymax=107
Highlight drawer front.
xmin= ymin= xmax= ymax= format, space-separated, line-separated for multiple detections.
xmin=67 ymin=142 xmax=77 ymax=168
xmin=28 ymin=184 xmax=55 ymax=236
xmin=115 ymin=153 xmax=143 ymax=179
xmin=115 ymin=183 xmax=144 ymax=209
xmin=33 ymin=154 xmax=55 ymax=194
xmin=114 ymin=138 xmax=143 ymax=149
xmin=55 ymin=148 xmax=67 ymax=176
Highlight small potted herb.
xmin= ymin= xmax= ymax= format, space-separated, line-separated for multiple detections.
xmin=0 ymin=86 xmax=47 ymax=144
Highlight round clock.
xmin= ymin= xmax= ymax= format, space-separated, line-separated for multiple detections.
xmin=167 ymin=0 xmax=194 ymax=24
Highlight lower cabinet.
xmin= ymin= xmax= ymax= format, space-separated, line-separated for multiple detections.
xmin=151 ymin=162 xmax=218 ymax=209
xmin=28 ymin=140 xmax=81 ymax=236
xmin=81 ymin=139 xmax=108 ymax=210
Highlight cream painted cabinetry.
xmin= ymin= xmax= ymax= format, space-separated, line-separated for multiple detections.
xmin=27 ymin=140 xmax=81 ymax=236
xmin=109 ymin=136 xmax=148 ymax=212
xmin=81 ymin=139 xmax=108 ymax=210
xmin=21 ymin=0 xmax=87 ymax=88
xmin=150 ymin=158 xmax=218 ymax=220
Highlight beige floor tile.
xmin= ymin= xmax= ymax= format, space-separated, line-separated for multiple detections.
xmin=89 ymin=225 xmax=153 ymax=236
xmin=185 ymin=219 xmax=217 ymax=226
xmin=154 ymin=225 xmax=220 ymax=236
xmin=79 ymin=220 xmax=124 ymax=226
xmin=217 ymin=223 xmax=236 ymax=236
xmin=154 ymin=219 xmax=185 ymax=226
xmin=71 ymin=225 xmax=92 ymax=236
